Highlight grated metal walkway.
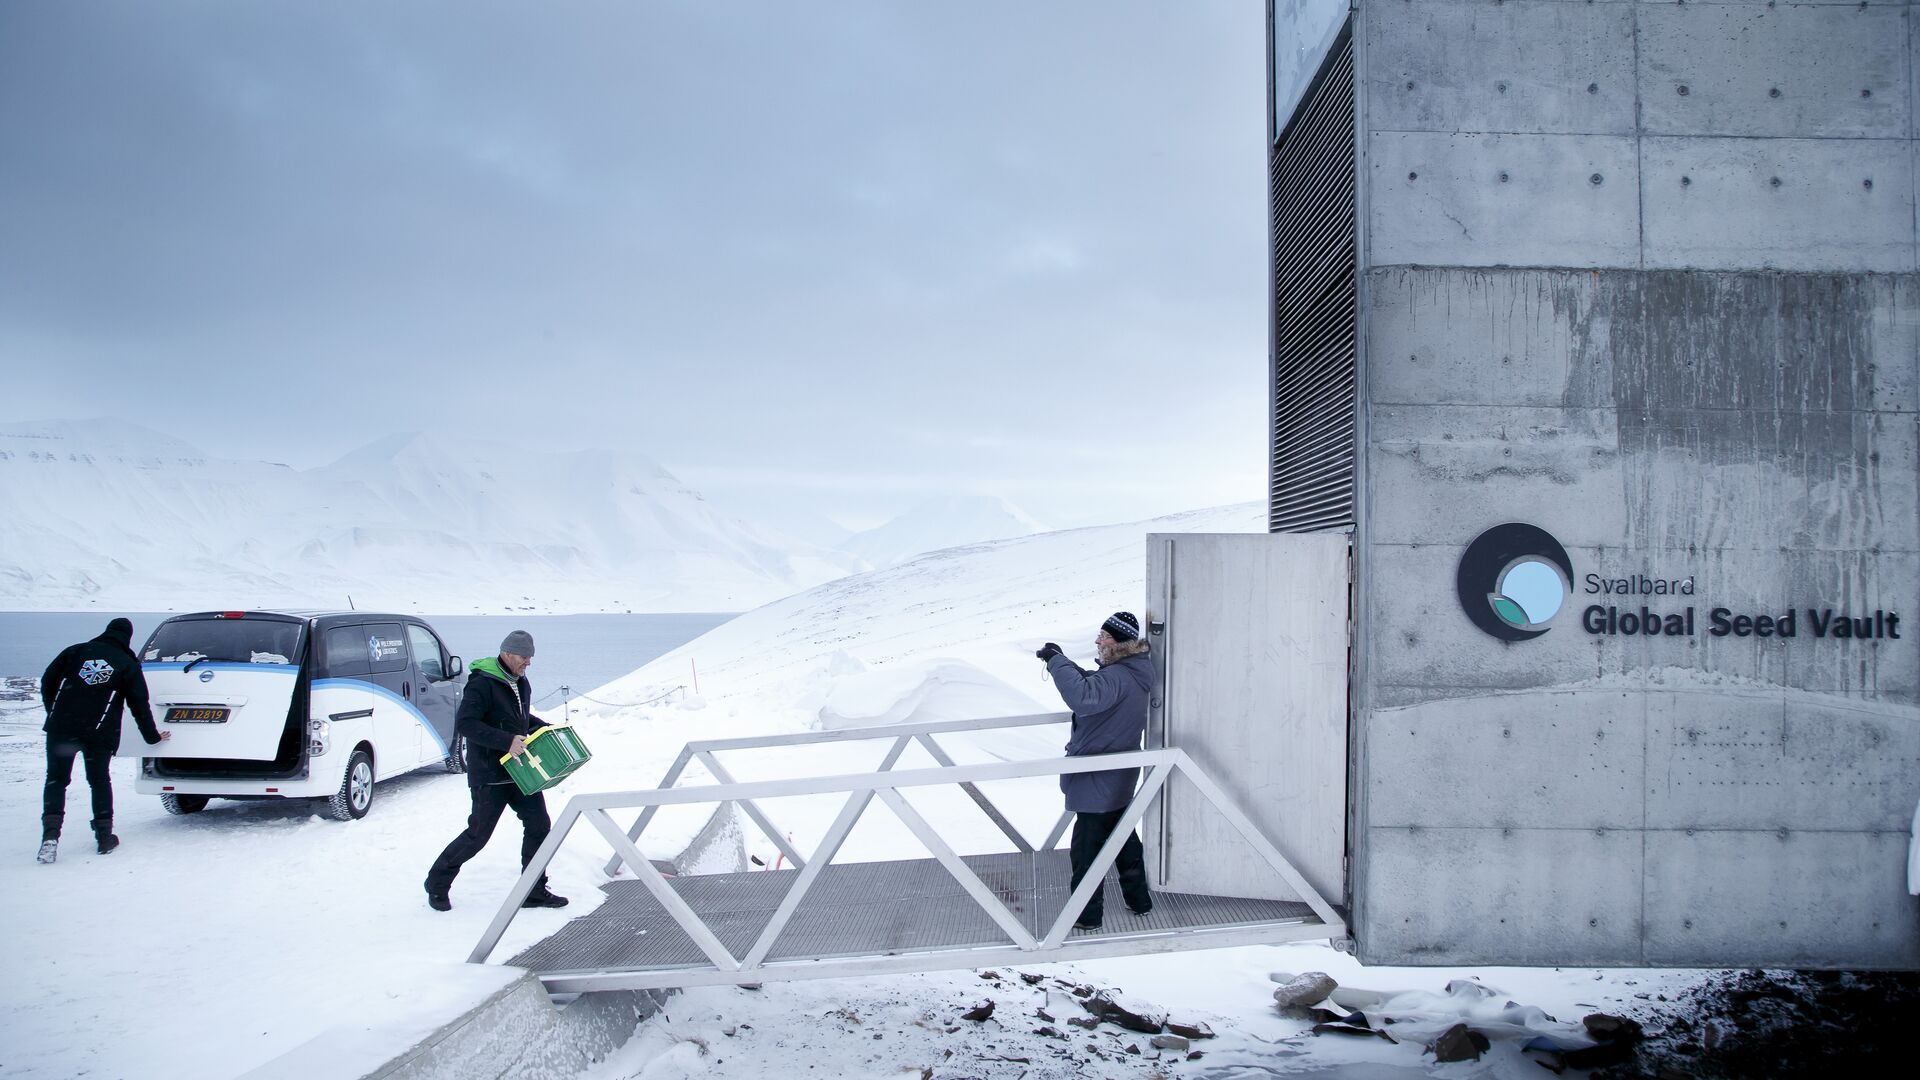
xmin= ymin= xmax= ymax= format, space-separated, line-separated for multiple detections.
xmin=510 ymin=850 xmax=1318 ymax=979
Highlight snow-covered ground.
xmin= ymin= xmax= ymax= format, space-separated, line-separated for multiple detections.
xmin=4 ymin=503 xmax=1724 ymax=1079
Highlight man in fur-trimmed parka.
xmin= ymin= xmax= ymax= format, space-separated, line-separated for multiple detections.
xmin=1037 ymin=611 xmax=1155 ymax=930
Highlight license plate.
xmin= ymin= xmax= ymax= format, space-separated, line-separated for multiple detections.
xmin=165 ymin=706 xmax=230 ymax=724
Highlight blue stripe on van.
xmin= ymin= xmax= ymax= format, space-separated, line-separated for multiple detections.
xmin=312 ymin=678 xmax=450 ymax=756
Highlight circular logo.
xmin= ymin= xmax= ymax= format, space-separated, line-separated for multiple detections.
xmin=199 ymin=669 xmax=216 ymax=683
xmin=1457 ymin=523 xmax=1573 ymax=641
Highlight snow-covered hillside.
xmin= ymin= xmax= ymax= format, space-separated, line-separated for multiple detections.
xmin=836 ymin=494 xmax=1047 ymax=570
xmin=0 ymin=420 xmax=864 ymax=613
xmin=583 ymin=501 xmax=1261 ymax=721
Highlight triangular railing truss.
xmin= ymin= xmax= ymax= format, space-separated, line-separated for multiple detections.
xmin=469 ymin=713 xmax=1346 ymax=992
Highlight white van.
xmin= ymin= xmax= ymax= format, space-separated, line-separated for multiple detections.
xmin=124 ymin=610 xmax=468 ymax=820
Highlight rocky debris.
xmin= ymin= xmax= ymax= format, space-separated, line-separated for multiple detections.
xmin=1188 ymin=1050 xmax=1205 ymax=1060
xmin=979 ymin=969 xmax=1001 ymax=981
xmin=1166 ymin=1019 xmax=1214 ymax=1040
xmin=1429 ymin=1022 xmax=1489 ymax=1063
xmin=1080 ymin=992 xmax=1167 ymax=1034
xmin=1584 ymin=1014 xmax=1644 ymax=1043
xmin=959 ymin=1000 xmax=995 ymax=1023
xmin=1032 ymin=1025 xmax=1064 ymax=1039
xmin=1271 ymin=971 xmax=1338 ymax=1008
xmin=1591 ymin=969 xmax=1920 ymax=1078
xmin=1313 ymin=1018 xmax=1396 ymax=1042
xmin=1066 ymin=1016 xmax=1100 ymax=1030
xmin=1019 ymin=972 xmax=1045 ymax=986
xmin=1035 ymin=1007 xmax=1055 ymax=1023
xmin=1276 ymin=1005 xmax=1343 ymax=1024
xmin=1149 ymin=1034 xmax=1190 ymax=1052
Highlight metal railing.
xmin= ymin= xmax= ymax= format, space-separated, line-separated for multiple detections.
xmin=599 ymin=711 xmax=1075 ymax=877
xmin=469 ymin=714 xmax=1346 ymax=990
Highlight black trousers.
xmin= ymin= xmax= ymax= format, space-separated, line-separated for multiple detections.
xmin=426 ymin=780 xmax=552 ymax=893
xmin=43 ymin=738 xmax=114 ymax=837
xmin=1068 ymin=808 xmax=1152 ymax=924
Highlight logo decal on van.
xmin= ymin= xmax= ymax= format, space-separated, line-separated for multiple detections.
xmin=1457 ymin=523 xmax=1573 ymax=642
xmin=199 ymin=669 xmax=216 ymax=683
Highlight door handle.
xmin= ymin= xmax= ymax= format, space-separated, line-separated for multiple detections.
xmin=403 ymin=681 xmax=411 ymax=698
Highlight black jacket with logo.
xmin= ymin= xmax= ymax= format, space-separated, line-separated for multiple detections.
xmin=457 ymin=655 xmax=545 ymax=786
xmin=42 ymin=623 xmax=162 ymax=749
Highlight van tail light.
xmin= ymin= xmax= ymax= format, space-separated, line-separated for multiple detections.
xmin=220 ymin=611 xmax=246 ymax=619
xmin=308 ymin=719 xmax=331 ymax=757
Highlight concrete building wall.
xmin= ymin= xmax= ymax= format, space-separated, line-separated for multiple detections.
xmin=1350 ymin=1 xmax=1920 ymax=967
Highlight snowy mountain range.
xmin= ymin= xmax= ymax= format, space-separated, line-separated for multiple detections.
xmin=0 ymin=420 xmax=866 ymax=613
xmin=835 ymin=494 xmax=1047 ymax=569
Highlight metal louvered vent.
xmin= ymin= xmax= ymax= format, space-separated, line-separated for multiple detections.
xmin=1268 ymin=25 xmax=1356 ymax=534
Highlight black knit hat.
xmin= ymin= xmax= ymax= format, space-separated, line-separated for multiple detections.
xmin=1102 ymin=612 xmax=1140 ymax=642
xmin=102 ymin=617 xmax=134 ymax=646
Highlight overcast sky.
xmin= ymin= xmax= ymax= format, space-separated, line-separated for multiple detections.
xmin=0 ymin=2 xmax=1267 ymax=537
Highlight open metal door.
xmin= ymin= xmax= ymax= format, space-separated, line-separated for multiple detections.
xmin=1144 ymin=532 xmax=1349 ymax=908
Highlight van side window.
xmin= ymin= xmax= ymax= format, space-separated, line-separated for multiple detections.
xmin=366 ymin=623 xmax=409 ymax=674
xmin=321 ymin=626 xmax=371 ymax=678
xmin=406 ymin=624 xmax=446 ymax=681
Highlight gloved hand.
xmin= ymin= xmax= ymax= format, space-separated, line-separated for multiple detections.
xmin=1035 ymin=642 xmax=1062 ymax=662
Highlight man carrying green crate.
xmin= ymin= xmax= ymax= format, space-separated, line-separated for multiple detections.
xmin=424 ymin=630 xmax=569 ymax=912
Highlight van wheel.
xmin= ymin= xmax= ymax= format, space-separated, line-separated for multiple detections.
xmin=443 ymin=734 xmax=466 ymax=774
xmin=327 ymin=750 xmax=374 ymax=821
xmin=161 ymin=793 xmax=208 ymax=815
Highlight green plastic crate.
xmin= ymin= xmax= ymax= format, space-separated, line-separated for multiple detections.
xmin=500 ymin=724 xmax=593 ymax=795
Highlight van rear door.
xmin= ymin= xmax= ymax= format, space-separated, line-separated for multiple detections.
xmin=122 ymin=613 xmax=307 ymax=761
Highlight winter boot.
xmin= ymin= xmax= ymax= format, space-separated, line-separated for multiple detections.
xmin=37 ymin=814 xmax=61 ymax=863
xmin=92 ymin=817 xmax=119 ymax=855
xmin=522 ymin=879 xmax=570 ymax=909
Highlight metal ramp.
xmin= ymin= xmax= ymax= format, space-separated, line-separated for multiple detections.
xmin=471 ymin=714 xmax=1348 ymax=994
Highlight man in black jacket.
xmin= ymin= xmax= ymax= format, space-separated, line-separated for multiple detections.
xmin=39 ymin=617 xmax=170 ymax=863
xmin=423 ymin=630 xmax=568 ymax=911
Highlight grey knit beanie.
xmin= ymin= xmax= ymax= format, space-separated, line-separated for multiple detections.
xmin=500 ymin=630 xmax=536 ymax=658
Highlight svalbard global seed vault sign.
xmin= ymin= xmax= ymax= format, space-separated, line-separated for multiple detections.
xmin=1460 ymin=523 xmax=1905 ymax=647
